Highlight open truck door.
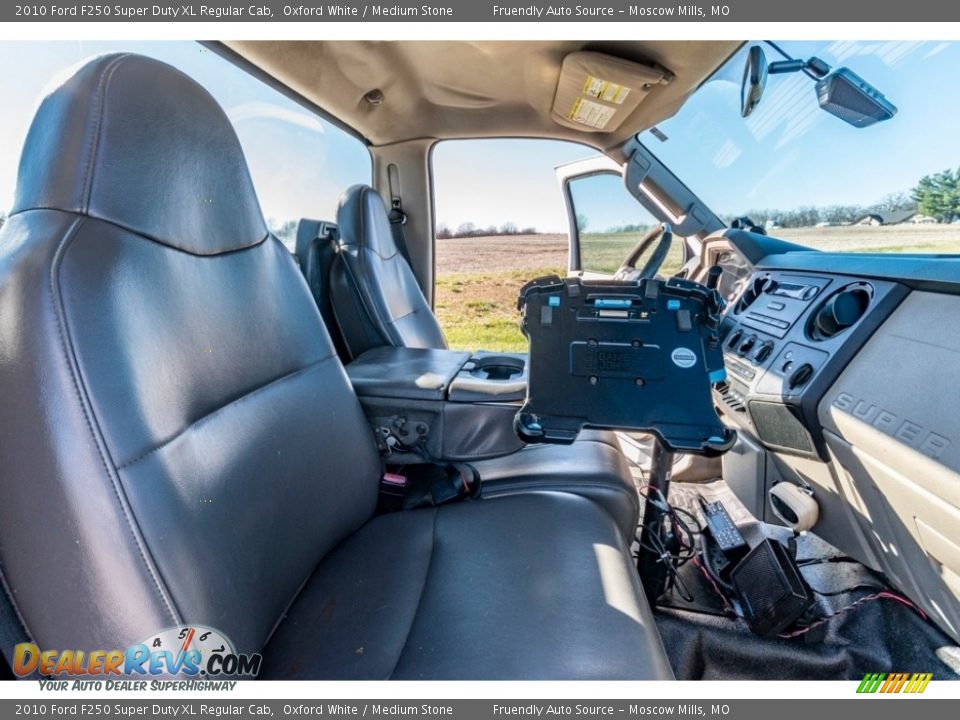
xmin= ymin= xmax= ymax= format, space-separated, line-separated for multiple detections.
xmin=557 ymin=140 xmax=724 ymax=280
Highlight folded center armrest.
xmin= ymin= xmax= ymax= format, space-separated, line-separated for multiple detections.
xmin=344 ymin=346 xmax=526 ymax=462
xmin=345 ymin=346 xmax=471 ymax=401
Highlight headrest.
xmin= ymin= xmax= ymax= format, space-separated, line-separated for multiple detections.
xmin=12 ymin=53 xmax=267 ymax=255
xmin=295 ymin=218 xmax=326 ymax=253
xmin=294 ymin=217 xmax=335 ymax=269
xmin=336 ymin=185 xmax=398 ymax=259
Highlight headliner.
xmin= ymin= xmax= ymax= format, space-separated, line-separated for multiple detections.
xmin=222 ymin=40 xmax=743 ymax=152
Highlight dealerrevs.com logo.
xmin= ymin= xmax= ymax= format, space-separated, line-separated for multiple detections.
xmin=13 ymin=625 xmax=262 ymax=684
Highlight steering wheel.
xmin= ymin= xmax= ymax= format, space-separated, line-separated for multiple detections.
xmin=612 ymin=223 xmax=673 ymax=282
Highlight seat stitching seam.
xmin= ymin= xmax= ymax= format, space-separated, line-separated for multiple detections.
xmin=386 ymin=306 xmax=427 ymax=324
xmin=482 ymin=479 xmax=633 ymax=494
xmin=81 ymin=54 xmax=130 ymax=212
xmin=116 ymin=354 xmax=336 ymax=470
xmin=388 ymin=508 xmax=438 ymax=680
xmin=359 ymin=186 xmax=399 ymax=260
xmin=340 ymin=249 xmax=396 ymax=347
xmin=50 ymin=216 xmax=180 ymax=625
xmin=358 ymin=186 xmax=399 ymax=259
xmin=345 ymin=187 xmax=420 ymax=345
xmin=7 ymin=208 xmax=269 ymax=257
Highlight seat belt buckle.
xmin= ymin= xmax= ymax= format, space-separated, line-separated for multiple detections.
xmin=378 ymin=472 xmax=408 ymax=513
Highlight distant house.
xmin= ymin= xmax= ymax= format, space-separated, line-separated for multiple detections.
xmin=853 ymin=210 xmax=932 ymax=226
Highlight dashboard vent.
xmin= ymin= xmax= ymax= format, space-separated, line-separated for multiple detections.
xmin=715 ymin=380 xmax=747 ymax=413
xmin=735 ymin=275 xmax=774 ymax=315
xmin=808 ymin=283 xmax=873 ymax=341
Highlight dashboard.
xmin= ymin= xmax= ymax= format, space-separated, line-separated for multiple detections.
xmin=697 ymin=229 xmax=960 ymax=644
xmin=709 ymin=247 xmax=905 ymax=460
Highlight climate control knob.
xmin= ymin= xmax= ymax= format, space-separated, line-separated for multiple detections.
xmin=788 ymin=363 xmax=814 ymax=389
xmin=754 ymin=341 xmax=775 ymax=363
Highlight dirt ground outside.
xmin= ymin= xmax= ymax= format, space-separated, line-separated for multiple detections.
xmin=435 ymin=225 xmax=960 ymax=352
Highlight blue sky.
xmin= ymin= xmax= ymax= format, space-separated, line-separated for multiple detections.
xmin=2 ymin=41 xmax=959 ymax=233
xmin=432 ymin=139 xmax=601 ymax=232
xmin=650 ymin=40 xmax=960 ymax=215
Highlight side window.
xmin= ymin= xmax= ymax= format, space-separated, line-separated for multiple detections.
xmin=567 ymin=172 xmax=684 ymax=276
xmin=227 ymin=83 xmax=371 ymax=249
xmin=431 ymin=138 xmax=596 ymax=352
xmin=0 ymin=41 xmax=371 ymax=250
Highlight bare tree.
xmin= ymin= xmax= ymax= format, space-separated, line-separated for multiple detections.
xmin=876 ymin=191 xmax=917 ymax=213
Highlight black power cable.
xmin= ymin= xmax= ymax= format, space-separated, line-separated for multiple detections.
xmin=694 ymin=534 xmax=929 ymax=637
xmin=633 ymin=488 xmax=930 ymax=637
xmin=635 ymin=485 xmax=703 ymax=603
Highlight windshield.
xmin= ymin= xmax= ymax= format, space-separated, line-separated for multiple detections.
xmin=647 ymin=41 xmax=960 ymax=254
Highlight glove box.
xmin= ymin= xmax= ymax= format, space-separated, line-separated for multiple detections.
xmin=345 ymin=346 xmax=528 ymax=462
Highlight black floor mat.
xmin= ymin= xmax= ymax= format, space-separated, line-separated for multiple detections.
xmin=656 ymin=597 xmax=959 ymax=680
xmin=633 ymin=475 xmax=960 ymax=681
xmin=653 ymin=526 xmax=960 ymax=680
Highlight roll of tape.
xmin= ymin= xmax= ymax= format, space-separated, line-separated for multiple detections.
xmin=769 ymin=482 xmax=819 ymax=532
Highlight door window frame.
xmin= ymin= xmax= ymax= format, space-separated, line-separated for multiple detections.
xmin=561 ymin=168 xmax=635 ymax=274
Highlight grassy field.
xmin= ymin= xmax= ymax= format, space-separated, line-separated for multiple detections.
xmin=578 ymin=231 xmax=687 ymax=276
xmin=771 ymin=224 xmax=960 ymax=254
xmin=436 ymin=267 xmax=563 ymax=351
xmin=435 ymin=225 xmax=960 ymax=353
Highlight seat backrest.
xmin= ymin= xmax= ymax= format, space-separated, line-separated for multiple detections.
xmin=330 ymin=185 xmax=447 ymax=358
xmin=0 ymin=54 xmax=381 ymax=658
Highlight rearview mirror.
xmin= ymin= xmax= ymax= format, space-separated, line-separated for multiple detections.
xmin=740 ymin=43 xmax=897 ymax=128
xmin=740 ymin=45 xmax=768 ymax=118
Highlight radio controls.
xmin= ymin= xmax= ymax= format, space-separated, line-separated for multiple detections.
xmin=745 ymin=311 xmax=791 ymax=330
xmin=769 ymin=281 xmax=818 ymax=300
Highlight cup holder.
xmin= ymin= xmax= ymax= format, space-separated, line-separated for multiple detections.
xmin=469 ymin=355 xmax=525 ymax=381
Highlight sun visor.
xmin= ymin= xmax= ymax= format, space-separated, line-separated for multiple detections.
xmin=551 ymin=51 xmax=672 ymax=133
